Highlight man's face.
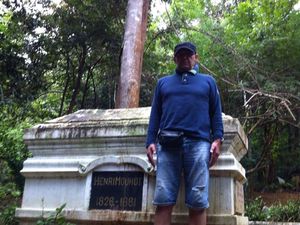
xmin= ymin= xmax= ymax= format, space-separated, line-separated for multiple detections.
xmin=174 ymin=49 xmax=198 ymax=71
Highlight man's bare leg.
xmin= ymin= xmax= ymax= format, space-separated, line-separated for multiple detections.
xmin=154 ymin=205 xmax=173 ymax=225
xmin=188 ymin=208 xmax=207 ymax=225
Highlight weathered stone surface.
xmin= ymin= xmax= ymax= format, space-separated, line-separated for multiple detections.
xmin=16 ymin=107 xmax=249 ymax=225
xmin=249 ymin=222 xmax=300 ymax=225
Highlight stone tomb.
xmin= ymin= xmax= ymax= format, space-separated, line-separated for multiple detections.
xmin=16 ymin=107 xmax=248 ymax=225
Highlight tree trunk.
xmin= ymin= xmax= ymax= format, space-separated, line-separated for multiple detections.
xmin=80 ymin=69 xmax=91 ymax=109
xmin=115 ymin=0 xmax=150 ymax=108
xmin=59 ymin=55 xmax=70 ymax=116
xmin=67 ymin=44 xmax=87 ymax=114
xmin=81 ymin=56 xmax=103 ymax=109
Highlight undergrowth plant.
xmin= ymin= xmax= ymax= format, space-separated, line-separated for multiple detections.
xmin=36 ymin=204 xmax=75 ymax=225
xmin=246 ymin=197 xmax=300 ymax=222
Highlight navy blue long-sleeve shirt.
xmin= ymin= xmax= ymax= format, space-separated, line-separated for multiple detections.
xmin=146 ymin=70 xmax=224 ymax=147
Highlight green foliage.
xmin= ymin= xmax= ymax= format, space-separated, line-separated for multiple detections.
xmin=0 ymin=175 xmax=21 ymax=225
xmin=0 ymin=107 xmax=32 ymax=224
xmin=42 ymin=0 xmax=128 ymax=111
xmin=36 ymin=204 xmax=75 ymax=225
xmin=0 ymin=182 xmax=21 ymax=200
xmin=268 ymin=200 xmax=300 ymax=222
xmin=0 ymin=4 xmax=48 ymax=104
xmin=242 ymin=122 xmax=300 ymax=191
xmin=0 ymin=105 xmax=31 ymax=189
xmin=0 ymin=97 xmax=61 ymax=223
xmin=246 ymin=197 xmax=300 ymax=222
xmin=1 ymin=0 xmax=127 ymax=111
xmin=245 ymin=197 xmax=267 ymax=221
xmin=0 ymin=204 xmax=18 ymax=225
xmin=0 ymin=11 xmax=12 ymax=33
xmin=220 ymin=0 xmax=300 ymax=190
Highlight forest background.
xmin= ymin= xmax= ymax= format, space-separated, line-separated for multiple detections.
xmin=0 ymin=0 xmax=299 ymax=223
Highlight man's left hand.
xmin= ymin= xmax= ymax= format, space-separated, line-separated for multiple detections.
xmin=209 ymin=139 xmax=222 ymax=167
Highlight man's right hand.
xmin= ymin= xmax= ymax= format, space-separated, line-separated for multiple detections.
xmin=146 ymin=143 xmax=156 ymax=167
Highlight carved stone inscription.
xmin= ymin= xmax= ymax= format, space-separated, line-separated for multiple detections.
xmin=89 ymin=171 xmax=144 ymax=211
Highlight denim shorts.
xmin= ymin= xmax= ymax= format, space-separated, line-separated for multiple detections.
xmin=153 ymin=137 xmax=211 ymax=209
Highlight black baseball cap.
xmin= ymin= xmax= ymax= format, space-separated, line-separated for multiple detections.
xmin=174 ymin=42 xmax=197 ymax=56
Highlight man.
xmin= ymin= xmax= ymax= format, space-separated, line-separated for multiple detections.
xmin=146 ymin=41 xmax=224 ymax=225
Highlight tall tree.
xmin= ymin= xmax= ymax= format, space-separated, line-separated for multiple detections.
xmin=115 ymin=0 xmax=150 ymax=108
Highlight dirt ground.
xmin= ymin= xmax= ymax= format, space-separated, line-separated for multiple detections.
xmin=249 ymin=191 xmax=300 ymax=206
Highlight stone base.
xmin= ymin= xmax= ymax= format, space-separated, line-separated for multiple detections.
xmin=171 ymin=214 xmax=248 ymax=225
xmin=208 ymin=215 xmax=249 ymax=225
xmin=16 ymin=208 xmax=248 ymax=225
xmin=16 ymin=208 xmax=154 ymax=225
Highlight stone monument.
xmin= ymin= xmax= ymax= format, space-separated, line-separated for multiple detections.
xmin=16 ymin=107 xmax=248 ymax=225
